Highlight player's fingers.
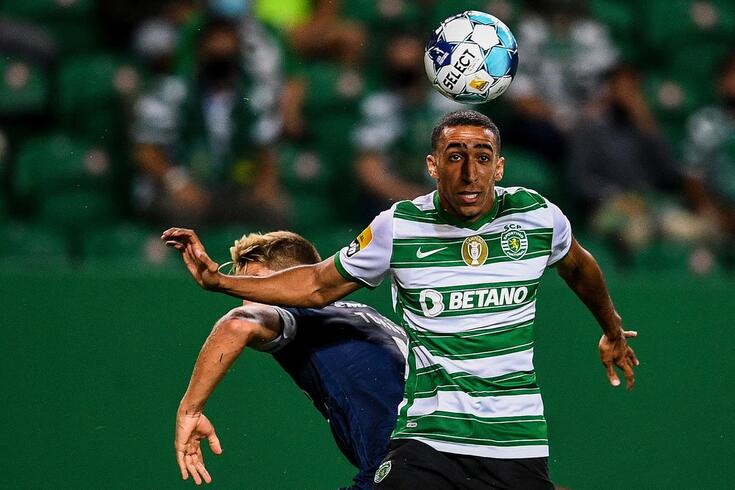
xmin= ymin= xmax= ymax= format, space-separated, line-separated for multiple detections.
xmin=162 ymin=228 xmax=191 ymax=241
xmin=605 ymin=361 xmax=620 ymax=387
xmin=195 ymin=460 xmax=212 ymax=484
xmin=207 ymin=430 xmax=223 ymax=455
xmin=618 ymin=358 xmax=635 ymax=391
xmin=193 ymin=448 xmax=212 ymax=485
xmin=185 ymin=454 xmax=202 ymax=486
xmin=165 ymin=240 xmax=185 ymax=251
xmin=176 ymin=450 xmax=188 ymax=480
xmin=627 ymin=346 xmax=640 ymax=366
xmin=624 ymin=330 xmax=638 ymax=338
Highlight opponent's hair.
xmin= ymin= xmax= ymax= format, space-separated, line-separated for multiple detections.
xmin=230 ymin=231 xmax=321 ymax=274
xmin=430 ymin=110 xmax=501 ymax=153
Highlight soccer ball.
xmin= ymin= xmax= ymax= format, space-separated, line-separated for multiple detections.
xmin=424 ymin=10 xmax=519 ymax=104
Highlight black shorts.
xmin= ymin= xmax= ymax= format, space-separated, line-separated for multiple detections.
xmin=373 ymin=439 xmax=554 ymax=490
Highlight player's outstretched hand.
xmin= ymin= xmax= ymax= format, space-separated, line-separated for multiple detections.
xmin=599 ymin=330 xmax=639 ymax=391
xmin=162 ymin=228 xmax=221 ymax=290
xmin=175 ymin=411 xmax=223 ymax=485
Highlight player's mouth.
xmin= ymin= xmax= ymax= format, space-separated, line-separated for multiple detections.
xmin=457 ymin=191 xmax=482 ymax=205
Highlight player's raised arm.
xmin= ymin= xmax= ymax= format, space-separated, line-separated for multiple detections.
xmin=554 ymin=237 xmax=640 ymax=390
xmin=175 ymin=305 xmax=284 ymax=485
xmin=162 ymin=228 xmax=360 ymax=307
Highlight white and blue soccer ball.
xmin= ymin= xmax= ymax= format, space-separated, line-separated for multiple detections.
xmin=424 ymin=10 xmax=519 ymax=104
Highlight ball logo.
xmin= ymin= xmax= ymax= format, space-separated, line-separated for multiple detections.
xmin=346 ymin=225 xmax=373 ymax=257
xmin=500 ymin=224 xmax=528 ymax=260
xmin=469 ymin=77 xmax=490 ymax=92
xmin=461 ymin=235 xmax=488 ymax=266
xmin=374 ymin=461 xmax=392 ymax=483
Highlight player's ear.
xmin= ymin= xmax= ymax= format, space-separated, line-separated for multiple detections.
xmin=494 ymin=156 xmax=505 ymax=182
xmin=427 ymin=154 xmax=438 ymax=180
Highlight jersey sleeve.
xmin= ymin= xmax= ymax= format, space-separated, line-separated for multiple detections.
xmin=547 ymin=201 xmax=573 ymax=266
xmin=334 ymin=208 xmax=394 ymax=288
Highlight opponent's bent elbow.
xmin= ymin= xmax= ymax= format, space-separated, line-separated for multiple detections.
xmin=216 ymin=309 xmax=261 ymax=345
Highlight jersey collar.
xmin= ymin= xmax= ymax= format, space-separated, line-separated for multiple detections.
xmin=432 ymin=189 xmax=501 ymax=231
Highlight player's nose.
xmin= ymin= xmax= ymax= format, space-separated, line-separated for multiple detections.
xmin=461 ymin=160 xmax=479 ymax=182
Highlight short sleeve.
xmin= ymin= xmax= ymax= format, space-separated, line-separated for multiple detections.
xmin=547 ymin=201 xmax=572 ymax=266
xmin=334 ymin=208 xmax=394 ymax=288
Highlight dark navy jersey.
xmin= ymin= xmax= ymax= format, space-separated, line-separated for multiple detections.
xmin=271 ymin=301 xmax=407 ymax=489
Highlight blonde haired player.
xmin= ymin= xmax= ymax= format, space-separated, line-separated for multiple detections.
xmin=172 ymin=231 xmax=407 ymax=488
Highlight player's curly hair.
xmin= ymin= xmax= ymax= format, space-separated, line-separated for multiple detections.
xmin=431 ymin=110 xmax=501 ymax=152
xmin=230 ymin=231 xmax=321 ymax=274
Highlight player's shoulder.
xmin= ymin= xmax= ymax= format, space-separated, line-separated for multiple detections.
xmin=496 ymin=185 xmax=568 ymax=221
xmin=496 ymin=185 xmax=549 ymax=209
xmin=391 ymin=191 xmax=438 ymax=221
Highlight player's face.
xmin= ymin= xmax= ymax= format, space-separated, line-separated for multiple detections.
xmin=235 ymin=260 xmax=274 ymax=277
xmin=427 ymin=125 xmax=504 ymax=222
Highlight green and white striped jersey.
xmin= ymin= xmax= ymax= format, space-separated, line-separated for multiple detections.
xmin=334 ymin=186 xmax=572 ymax=459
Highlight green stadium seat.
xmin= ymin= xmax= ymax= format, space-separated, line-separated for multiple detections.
xmin=12 ymin=133 xmax=120 ymax=225
xmin=0 ymin=221 xmax=70 ymax=269
xmin=0 ymin=56 xmax=49 ymax=117
xmin=587 ymin=0 xmax=642 ymax=62
xmin=500 ymin=146 xmax=557 ymax=200
xmin=428 ymin=0 xmax=524 ymax=28
xmin=632 ymin=241 xmax=692 ymax=273
xmin=643 ymin=71 xmax=709 ymax=151
xmin=82 ymin=223 xmax=177 ymax=270
xmin=0 ymin=0 xmax=98 ymax=53
xmin=341 ymin=0 xmax=422 ymax=29
xmin=641 ymin=0 xmax=735 ymax=54
xmin=280 ymin=144 xmax=333 ymax=192
xmin=57 ymin=54 xmax=137 ymax=145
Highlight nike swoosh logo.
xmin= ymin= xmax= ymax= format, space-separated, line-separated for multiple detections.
xmin=416 ymin=247 xmax=448 ymax=259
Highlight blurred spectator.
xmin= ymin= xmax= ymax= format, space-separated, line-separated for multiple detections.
xmin=505 ymin=0 xmax=618 ymax=164
xmin=352 ymin=33 xmax=463 ymax=219
xmin=131 ymin=16 xmax=286 ymax=227
xmin=683 ymin=53 xmax=735 ymax=254
xmin=569 ymin=63 xmax=714 ymax=263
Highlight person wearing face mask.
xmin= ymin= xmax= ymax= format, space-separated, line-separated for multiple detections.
xmin=683 ymin=53 xmax=735 ymax=261
xmin=352 ymin=33 xmax=464 ymax=220
xmin=131 ymin=15 xmax=287 ymax=227
xmin=568 ymin=63 xmax=717 ymax=266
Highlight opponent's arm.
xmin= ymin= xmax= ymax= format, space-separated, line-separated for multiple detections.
xmin=162 ymin=228 xmax=361 ymax=306
xmin=175 ymin=305 xmax=282 ymax=485
xmin=555 ymin=237 xmax=639 ymax=390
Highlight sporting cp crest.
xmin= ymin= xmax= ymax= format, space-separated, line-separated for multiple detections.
xmin=461 ymin=235 xmax=488 ymax=267
xmin=500 ymin=224 xmax=528 ymax=260
xmin=374 ymin=461 xmax=392 ymax=483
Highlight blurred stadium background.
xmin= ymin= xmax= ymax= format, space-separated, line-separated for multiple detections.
xmin=1 ymin=0 xmax=733 ymax=488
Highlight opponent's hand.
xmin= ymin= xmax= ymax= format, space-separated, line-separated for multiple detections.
xmin=175 ymin=411 xmax=222 ymax=485
xmin=599 ymin=330 xmax=639 ymax=390
xmin=162 ymin=228 xmax=220 ymax=290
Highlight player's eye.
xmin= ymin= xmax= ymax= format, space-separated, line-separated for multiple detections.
xmin=448 ymin=153 xmax=463 ymax=162
xmin=478 ymin=154 xmax=491 ymax=163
